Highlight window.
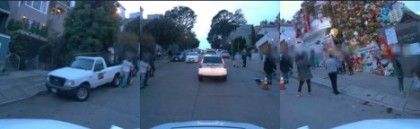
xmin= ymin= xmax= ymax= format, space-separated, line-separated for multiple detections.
xmin=25 ymin=1 xmax=49 ymax=14
xmin=94 ymin=61 xmax=104 ymax=72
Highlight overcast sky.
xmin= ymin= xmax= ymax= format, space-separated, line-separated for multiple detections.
xmin=119 ymin=1 xmax=280 ymax=49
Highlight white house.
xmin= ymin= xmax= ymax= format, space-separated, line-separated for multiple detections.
xmin=255 ymin=26 xmax=280 ymax=54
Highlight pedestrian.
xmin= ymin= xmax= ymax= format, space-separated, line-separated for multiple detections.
xmin=264 ymin=55 xmax=276 ymax=85
xmin=296 ymin=54 xmax=313 ymax=96
xmin=326 ymin=54 xmax=341 ymax=95
xmin=393 ymin=59 xmax=404 ymax=94
xmin=242 ymin=49 xmax=247 ymax=68
xmin=280 ymin=53 xmax=293 ymax=84
xmin=310 ymin=49 xmax=315 ymax=69
xmin=139 ymin=58 xmax=150 ymax=88
xmin=344 ymin=53 xmax=354 ymax=75
xmin=121 ymin=59 xmax=134 ymax=87
xmin=234 ymin=52 xmax=241 ymax=68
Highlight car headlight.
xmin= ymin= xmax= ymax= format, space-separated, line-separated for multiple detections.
xmin=66 ymin=80 xmax=76 ymax=86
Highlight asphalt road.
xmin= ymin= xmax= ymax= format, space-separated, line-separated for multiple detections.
xmin=140 ymin=60 xmax=281 ymax=129
xmin=0 ymin=77 xmax=141 ymax=128
xmin=278 ymin=71 xmax=420 ymax=129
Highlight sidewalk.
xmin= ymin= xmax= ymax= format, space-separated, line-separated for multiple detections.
xmin=0 ymin=58 xmax=170 ymax=106
xmin=0 ymin=70 xmax=49 ymax=105
xmin=246 ymin=53 xmax=420 ymax=114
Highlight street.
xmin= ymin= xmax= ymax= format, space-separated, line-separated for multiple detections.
xmin=140 ymin=60 xmax=281 ymax=129
xmin=142 ymin=59 xmax=420 ymax=129
xmin=0 ymin=78 xmax=140 ymax=128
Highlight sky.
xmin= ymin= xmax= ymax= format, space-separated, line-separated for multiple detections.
xmin=119 ymin=1 xmax=280 ymax=49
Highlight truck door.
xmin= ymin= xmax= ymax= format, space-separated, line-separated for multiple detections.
xmin=93 ymin=60 xmax=106 ymax=87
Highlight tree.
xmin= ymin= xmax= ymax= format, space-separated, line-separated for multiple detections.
xmin=63 ymin=1 xmax=121 ymax=56
xmin=142 ymin=17 xmax=183 ymax=50
xmin=231 ymin=37 xmax=246 ymax=54
xmin=116 ymin=32 xmax=138 ymax=60
xmin=164 ymin=6 xmax=197 ymax=31
xmin=207 ymin=9 xmax=247 ymax=49
xmin=179 ymin=31 xmax=199 ymax=50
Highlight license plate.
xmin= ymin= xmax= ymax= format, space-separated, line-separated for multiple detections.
xmin=51 ymin=88 xmax=57 ymax=93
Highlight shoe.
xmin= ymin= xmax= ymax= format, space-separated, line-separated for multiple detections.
xmin=334 ymin=92 xmax=340 ymax=95
xmin=296 ymin=93 xmax=301 ymax=97
xmin=307 ymin=92 xmax=311 ymax=96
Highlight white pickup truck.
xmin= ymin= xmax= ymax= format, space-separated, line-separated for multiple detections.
xmin=46 ymin=56 xmax=123 ymax=101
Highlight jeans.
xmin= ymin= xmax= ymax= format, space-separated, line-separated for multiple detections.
xmin=398 ymin=77 xmax=404 ymax=92
xmin=140 ymin=72 xmax=146 ymax=88
xmin=328 ymin=72 xmax=339 ymax=94
xmin=282 ymin=71 xmax=289 ymax=83
xmin=266 ymin=73 xmax=273 ymax=84
xmin=120 ymin=71 xmax=130 ymax=87
xmin=298 ymin=79 xmax=311 ymax=92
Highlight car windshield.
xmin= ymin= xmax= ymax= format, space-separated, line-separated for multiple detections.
xmin=70 ymin=58 xmax=94 ymax=70
xmin=203 ymin=57 xmax=222 ymax=64
xmin=187 ymin=52 xmax=198 ymax=56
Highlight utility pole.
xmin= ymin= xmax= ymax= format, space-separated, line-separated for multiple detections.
xmin=138 ymin=6 xmax=142 ymax=61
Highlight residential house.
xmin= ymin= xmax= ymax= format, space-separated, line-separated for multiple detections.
xmin=0 ymin=1 xmax=10 ymax=72
xmin=129 ymin=6 xmax=144 ymax=19
xmin=147 ymin=14 xmax=163 ymax=20
xmin=255 ymin=25 xmax=280 ymax=55
xmin=7 ymin=1 xmax=75 ymax=39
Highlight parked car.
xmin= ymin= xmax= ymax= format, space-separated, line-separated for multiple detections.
xmin=185 ymin=52 xmax=200 ymax=63
xmin=198 ymin=54 xmax=227 ymax=82
xmin=171 ymin=52 xmax=185 ymax=62
xmin=221 ymin=51 xmax=230 ymax=59
xmin=45 ymin=56 xmax=123 ymax=101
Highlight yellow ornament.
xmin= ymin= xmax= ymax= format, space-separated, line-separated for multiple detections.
xmin=330 ymin=28 xmax=339 ymax=38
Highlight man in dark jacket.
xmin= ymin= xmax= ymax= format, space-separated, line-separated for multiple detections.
xmin=264 ymin=55 xmax=276 ymax=85
xmin=280 ymin=53 xmax=293 ymax=84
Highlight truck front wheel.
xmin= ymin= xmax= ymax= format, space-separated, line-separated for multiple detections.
xmin=75 ymin=84 xmax=90 ymax=101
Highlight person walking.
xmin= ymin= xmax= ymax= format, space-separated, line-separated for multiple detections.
xmin=139 ymin=59 xmax=150 ymax=88
xmin=326 ymin=54 xmax=341 ymax=95
xmin=393 ymin=59 xmax=404 ymax=94
xmin=344 ymin=53 xmax=354 ymax=75
xmin=121 ymin=59 xmax=134 ymax=87
xmin=280 ymin=53 xmax=293 ymax=84
xmin=234 ymin=52 xmax=241 ymax=68
xmin=296 ymin=54 xmax=313 ymax=96
xmin=264 ymin=55 xmax=276 ymax=85
xmin=241 ymin=50 xmax=247 ymax=68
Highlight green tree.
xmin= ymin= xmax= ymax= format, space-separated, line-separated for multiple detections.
xmin=180 ymin=31 xmax=199 ymax=50
xmin=207 ymin=9 xmax=246 ymax=49
xmin=164 ymin=6 xmax=197 ymax=31
xmin=231 ymin=37 xmax=246 ymax=54
xmin=63 ymin=1 xmax=121 ymax=56
xmin=142 ymin=17 xmax=183 ymax=50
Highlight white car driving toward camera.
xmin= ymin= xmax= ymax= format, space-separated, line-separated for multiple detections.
xmin=185 ymin=52 xmax=200 ymax=63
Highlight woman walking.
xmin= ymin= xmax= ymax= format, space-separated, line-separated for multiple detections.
xmin=233 ymin=52 xmax=241 ymax=68
xmin=296 ymin=54 xmax=313 ymax=96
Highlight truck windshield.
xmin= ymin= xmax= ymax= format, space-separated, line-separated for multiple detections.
xmin=70 ymin=58 xmax=94 ymax=70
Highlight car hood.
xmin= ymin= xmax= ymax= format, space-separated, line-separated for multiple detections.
xmin=0 ymin=119 xmax=89 ymax=129
xmin=49 ymin=67 xmax=92 ymax=80
xmin=331 ymin=119 xmax=420 ymax=129
xmin=151 ymin=120 xmax=264 ymax=129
